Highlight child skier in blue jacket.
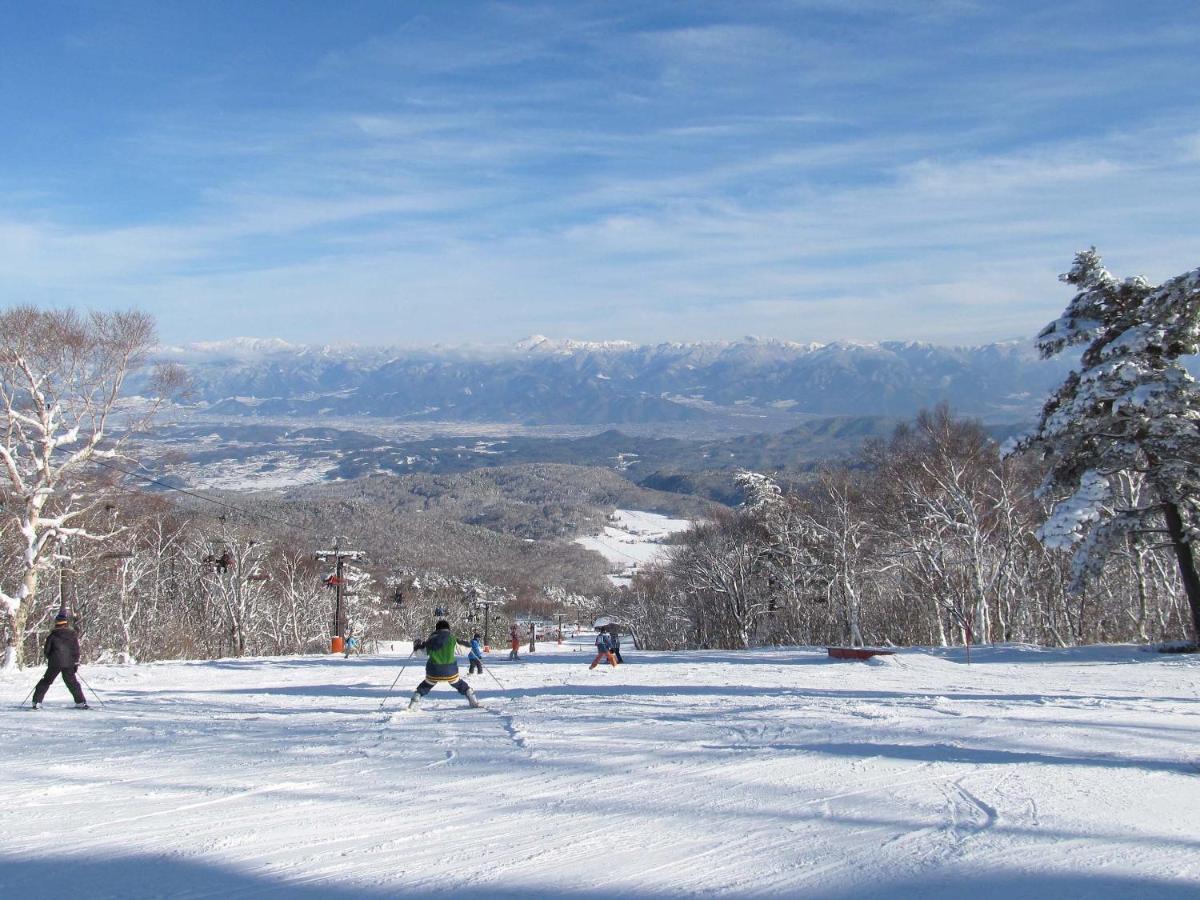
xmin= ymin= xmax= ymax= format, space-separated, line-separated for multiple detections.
xmin=468 ymin=632 xmax=484 ymax=674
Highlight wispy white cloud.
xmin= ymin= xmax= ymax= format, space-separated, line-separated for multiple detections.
xmin=0 ymin=1 xmax=1195 ymax=348
xmin=3 ymin=110 xmax=1196 ymax=346
xmin=898 ymin=154 xmax=1125 ymax=197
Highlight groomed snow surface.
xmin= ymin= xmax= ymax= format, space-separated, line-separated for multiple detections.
xmin=2 ymin=640 xmax=1198 ymax=899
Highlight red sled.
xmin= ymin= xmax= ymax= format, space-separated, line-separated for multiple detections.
xmin=826 ymin=646 xmax=895 ymax=660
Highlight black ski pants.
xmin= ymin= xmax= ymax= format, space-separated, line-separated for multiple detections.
xmin=33 ymin=665 xmax=86 ymax=705
xmin=468 ymin=658 xmax=483 ymax=674
xmin=415 ymin=677 xmax=472 ymax=697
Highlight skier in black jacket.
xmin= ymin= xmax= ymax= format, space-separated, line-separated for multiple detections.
xmin=31 ymin=612 xmax=89 ymax=709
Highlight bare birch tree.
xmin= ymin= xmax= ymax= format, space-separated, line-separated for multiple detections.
xmin=0 ymin=307 xmax=180 ymax=667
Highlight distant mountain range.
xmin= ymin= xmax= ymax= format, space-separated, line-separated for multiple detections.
xmin=148 ymin=335 xmax=1073 ymax=428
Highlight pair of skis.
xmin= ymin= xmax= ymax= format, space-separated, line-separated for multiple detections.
xmin=378 ymin=650 xmax=505 ymax=715
xmin=15 ymin=672 xmax=106 ymax=710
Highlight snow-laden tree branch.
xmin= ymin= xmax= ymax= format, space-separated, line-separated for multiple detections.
xmin=0 ymin=307 xmax=184 ymax=668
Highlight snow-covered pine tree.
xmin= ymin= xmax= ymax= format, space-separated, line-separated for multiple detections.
xmin=1010 ymin=249 xmax=1200 ymax=642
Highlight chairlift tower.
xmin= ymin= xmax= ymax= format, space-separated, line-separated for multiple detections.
xmin=471 ymin=595 xmax=496 ymax=651
xmin=314 ymin=542 xmax=365 ymax=654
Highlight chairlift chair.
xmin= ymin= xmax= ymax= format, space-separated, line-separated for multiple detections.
xmin=202 ymin=539 xmax=235 ymax=574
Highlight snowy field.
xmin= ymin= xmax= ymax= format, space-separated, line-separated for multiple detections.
xmin=575 ymin=509 xmax=692 ymax=585
xmin=167 ymin=451 xmax=337 ymax=491
xmin=2 ymin=640 xmax=1198 ymax=899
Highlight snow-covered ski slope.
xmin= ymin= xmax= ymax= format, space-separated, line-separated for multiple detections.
xmin=575 ymin=509 xmax=691 ymax=586
xmin=2 ymin=641 xmax=1198 ymax=898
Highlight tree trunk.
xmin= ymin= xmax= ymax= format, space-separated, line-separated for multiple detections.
xmin=3 ymin=605 xmax=26 ymax=670
xmin=3 ymin=568 xmax=41 ymax=669
xmin=844 ymin=586 xmax=864 ymax=648
xmin=1131 ymin=545 xmax=1151 ymax=643
xmin=1161 ymin=500 xmax=1200 ymax=643
xmin=933 ymin=602 xmax=948 ymax=647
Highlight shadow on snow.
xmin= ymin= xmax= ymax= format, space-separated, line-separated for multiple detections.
xmin=0 ymin=853 xmax=1195 ymax=900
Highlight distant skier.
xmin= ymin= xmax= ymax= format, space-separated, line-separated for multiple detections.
xmin=589 ymin=629 xmax=617 ymax=670
xmin=609 ymin=626 xmax=624 ymax=664
xmin=468 ymin=632 xmax=484 ymax=675
xmin=508 ymin=623 xmax=521 ymax=660
xmin=409 ymin=620 xmax=480 ymax=710
xmin=30 ymin=611 xmax=89 ymax=710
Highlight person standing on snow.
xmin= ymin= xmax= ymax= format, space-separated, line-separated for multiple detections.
xmin=589 ymin=629 xmax=617 ymax=670
xmin=31 ymin=611 xmax=89 ymax=710
xmin=468 ymin=632 xmax=484 ymax=675
xmin=409 ymin=620 xmax=480 ymax=710
xmin=609 ymin=626 xmax=624 ymax=664
xmin=508 ymin=623 xmax=521 ymax=660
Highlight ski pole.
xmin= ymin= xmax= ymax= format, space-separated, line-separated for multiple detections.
xmin=378 ymin=650 xmax=416 ymax=712
xmin=75 ymin=671 xmax=105 ymax=708
xmin=15 ymin=684 xmax=35 ymax=709
xmin=483 ymin=665 xmax=505 ymax=692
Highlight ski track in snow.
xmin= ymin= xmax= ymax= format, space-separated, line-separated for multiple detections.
xmin=1 ymin=641 xmax=1199 ymax=898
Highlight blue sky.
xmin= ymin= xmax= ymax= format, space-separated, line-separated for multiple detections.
xmin=1 ymin=1 xmax=1197 ymax=347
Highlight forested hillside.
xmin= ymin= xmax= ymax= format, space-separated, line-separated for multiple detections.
xmin=618 ymin=407 xmax=1194 ymax=651
xmin=232 ymin=464 xmax=714 ymax=592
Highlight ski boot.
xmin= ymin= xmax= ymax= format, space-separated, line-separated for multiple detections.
xmin=29 ymin=702 xmax=41 ymax=711
xmin=466 ymin=689 xmax=480 ymax=709
xmin=407 ymin=691 xmax=421 ymax=711
xmin=74 ymin=702 xmax=90 ymax=710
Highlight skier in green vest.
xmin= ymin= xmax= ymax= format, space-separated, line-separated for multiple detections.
xmin=409 ymin=620 xmax=480 ymax=710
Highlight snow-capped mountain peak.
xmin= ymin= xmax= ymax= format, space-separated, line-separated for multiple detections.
xmin=514 ymin=335 xmax=641 ymax=354
xmin=161 ymin=337 xmax=300 ymax=360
